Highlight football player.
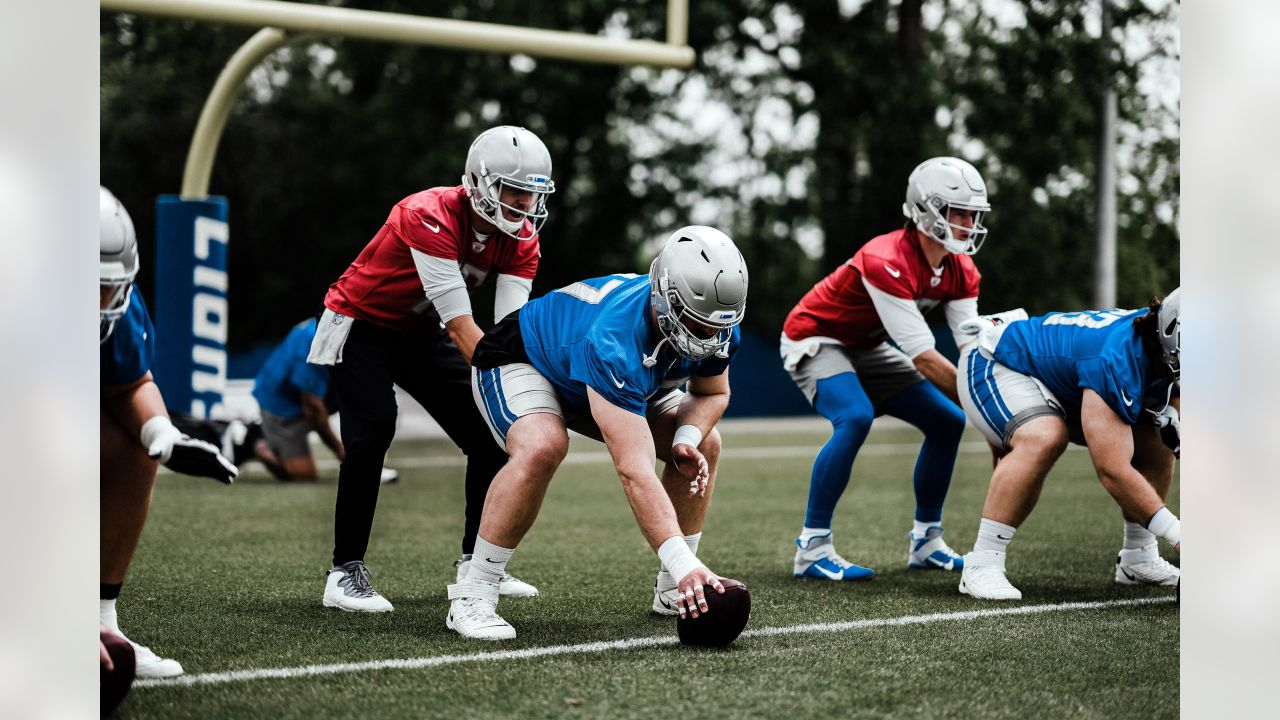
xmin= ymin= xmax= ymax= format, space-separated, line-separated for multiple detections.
xmin=448 ymin=226 xmax=747 ymax=640
xmin=779 ymin=157 xmax=988 ymax=581
xmin=307 ymin=126 xmax=550 ymax=612
xmin=955 ymin=290 xmax=1181 ymax=599
xmin=100 ymin=186 xmax=238 ymax=677
xmin=171 ymin=317 xmax=399 ymax=483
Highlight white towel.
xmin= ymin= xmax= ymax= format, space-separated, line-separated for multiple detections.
xmin=956 ymin=308 xmax=1029 ymax=355
xmin=778 ymin=333 xmax=844 ymax=372
xmin=307 ymin=308 xmax=354 ymax=366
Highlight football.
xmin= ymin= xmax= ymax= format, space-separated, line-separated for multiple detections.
xmin=676 ymin=578 xmax=751 ymax=648
xmin=101 ymin=630 xmax=136 ymax=715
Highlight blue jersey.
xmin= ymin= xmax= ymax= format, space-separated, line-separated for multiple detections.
xmin=993 ymin=308 xmax=1169 ymax=424
xmin=518 ymin=274 xmax=739 ymax=416
xmin=101 ymin=287 xmax=155 ymax=387
xmin=252 ymin=318 xmax=329 ymax=419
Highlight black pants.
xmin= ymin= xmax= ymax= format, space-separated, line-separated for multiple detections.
xmin=329 ymin=320 xmax=507 ymax=566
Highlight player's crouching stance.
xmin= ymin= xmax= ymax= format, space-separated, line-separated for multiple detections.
xmin=100 ymin=187 xmax=238 ymax=677
xmin=447 ymin=226 xmax=748 ymax=640
xmin=954 ymin=290 xmax=1182 ymax=600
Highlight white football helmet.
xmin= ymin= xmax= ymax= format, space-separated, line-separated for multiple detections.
xmin=461 ymin=126 xmax=555 ymax=241
xmin=645 ymin=226 xmax=748 ymax=366
xmin=1157 ymin=287 xmax=1180 ymax=381
xmin=101 ymin=186 xmax=139 ymax=344
xmin=902 ymin=156 xmax=991 ymax=255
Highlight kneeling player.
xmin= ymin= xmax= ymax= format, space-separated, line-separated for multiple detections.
xmin=447 ymin=226 xmax=747 ymax=640
xmin=955 ymin=290 xmax=1181 ymax=600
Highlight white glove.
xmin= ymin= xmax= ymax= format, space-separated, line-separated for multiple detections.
xmin=141 ymin=416 xmax=238 ymax=484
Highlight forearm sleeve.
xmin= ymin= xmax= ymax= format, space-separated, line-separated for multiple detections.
xmin=494 ymin=274 xmax=533 ymax=323
xmin=410 ymin=247 xmax=472 ymax=323
xmin=862 ymin=277 xmax=935 ymax=358
xmin=944 ymin=297 xmax=979 ymax=349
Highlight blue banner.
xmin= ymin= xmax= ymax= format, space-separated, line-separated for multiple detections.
xmin=153 ymin=195 xmax=229 ymax=419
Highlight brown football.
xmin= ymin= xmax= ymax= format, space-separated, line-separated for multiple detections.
xmin=101 ymin=630 xmax=136 ymax=716
xmin=676 ymin=577 xmax=751 ymax=648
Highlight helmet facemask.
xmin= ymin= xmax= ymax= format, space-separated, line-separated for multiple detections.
xmin=100 ymin=263 xmax=137 ymax=344
xmin=464 ymin=165 xmax=553 ymax=241
xmin=917 ymin=198 xmax=989 ymax=255
xmin=100 ymin=186 xmax=139 ymax=344
xmin=1157 ymin=289 xmax=1181 ymax=383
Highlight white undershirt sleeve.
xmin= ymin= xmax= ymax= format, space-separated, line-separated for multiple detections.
xmin=944 ymin=297 xmax=980 ymax=350
xmin=494 ymin=274 xmax=533 ymax=323
xmin=410 ymin=247 xmax=472 ymax=324
xmin=862 ymin=277 xmax=935 ymax=358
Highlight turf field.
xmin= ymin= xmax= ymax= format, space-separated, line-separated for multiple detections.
xmin=116 ymin=422 xmax=1179 ymax=719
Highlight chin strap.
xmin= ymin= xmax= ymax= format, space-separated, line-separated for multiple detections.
xmin=642 ymin=336 xmax=671 ymax=368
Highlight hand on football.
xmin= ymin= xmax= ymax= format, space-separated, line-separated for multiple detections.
xmin=675 ymin=566 xmax=724 ymax=619
xmin=671 ymin=443 xmax=710 ymax=497
xmin=148 ymin=429 xmax=238 ymax=485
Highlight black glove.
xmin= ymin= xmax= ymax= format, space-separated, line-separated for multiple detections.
xmin=1152 ymin=406 xmax=1180 ymax=459
xmin=143 ymin=417 xmax=238 ymax=484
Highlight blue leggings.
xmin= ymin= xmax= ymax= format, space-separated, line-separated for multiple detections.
xmin=804 ymin=373 xmax=966 ymax=529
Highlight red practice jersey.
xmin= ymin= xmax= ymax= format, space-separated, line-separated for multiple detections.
xmin=323 ymin=186 xmax=540 ymax=331
xmin=782 ymin=228 xmax=980 ymax=349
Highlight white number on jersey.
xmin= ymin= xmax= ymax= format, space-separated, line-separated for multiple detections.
xmin=1043 ymin=309 xmax=1129 ymax=329
xmin=555 ymin=275 xmax=639 ymax=304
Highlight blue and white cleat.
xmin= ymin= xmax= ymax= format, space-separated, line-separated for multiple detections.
xmin=794 ymin=533 xmax=875 ymax=581
xmin=907 ymin=526 xmax=965 ymax=572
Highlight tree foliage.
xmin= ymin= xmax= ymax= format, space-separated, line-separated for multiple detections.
xmin=101 ymin=0 xmax=1178 ymax=352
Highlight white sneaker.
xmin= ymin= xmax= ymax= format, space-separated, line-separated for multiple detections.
xmin=907 ymin=526 xmax=965 ymax=572
xmin=127 ymin=638 xmax=184 ymax=678
xmin=323 ymin=560 xmax=394 ymax=612
xmin=455 ymin=557 xmax=539 ymax=598
xmin=793 ymin=532 xmax=875 ymax=581
xmin=652 ymin=581 xmax=680 ymax=616
xmin=1115 ymin=543 xmax=1180 ymax=586
xmin=959 ymin=550 xmax=1022 ymax=600
xmin=446 ymin=580 xmax=515 ymax=640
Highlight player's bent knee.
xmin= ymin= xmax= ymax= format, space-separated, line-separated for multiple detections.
xmin=701 ymin=428 xmax=722 ymax=463
xmin=831 ymin=408 xmax=873 ymax=436
xmin=1011 ymin=417 xmax=1069 ymax=460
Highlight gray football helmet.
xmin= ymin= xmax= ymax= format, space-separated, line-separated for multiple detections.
xmin=902 ymin=156 xmax=991 ymax=255
xmin=100 ymin=186 xmax=139 ymax=344
xmin=645 ymin=226 xmax=748 ymax=365
xmin=461 ymin=125 xmax=555 ymax=241
xmin=1157 ymin=287 xmax=1180 ymax=381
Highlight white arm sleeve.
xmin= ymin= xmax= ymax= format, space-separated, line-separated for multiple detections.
xmin=410 ymin=248 xmax=472 ymax=323
xmin=494 ymin=274 xmax=533 ymax=323
xmin=862 ymin=277 xmax=935 ymax=358
xmin=944 ymin=296 xmax=979 ymax=349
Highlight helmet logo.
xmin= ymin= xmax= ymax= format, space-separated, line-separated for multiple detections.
xmin=525 ymin=174 xmax=550 ymax=186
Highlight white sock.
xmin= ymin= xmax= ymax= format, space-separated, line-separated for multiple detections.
xmin=657 ymin=533 xmax=703 ymax=589
xmin=912 ymin=520 xmax=940 ymax=537
xmin=972 ymin=518 xmax=1017 ymax=554
xmin=1123 ymin=521 xmax=1155 ymax=550
xmin=798 ymin=526 xmax=831 ymax=544
xmin=100 ymin=598 xmax=119 ymax=633
xmin=466 ymin=537 xmax=513 ymax=585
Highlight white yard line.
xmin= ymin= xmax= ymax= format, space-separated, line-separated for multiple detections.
xmin=135 ymin=596 xmax=1173 ymax=689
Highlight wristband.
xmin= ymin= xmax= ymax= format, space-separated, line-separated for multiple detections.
xmin=1147 ymin=507 xmax=1181 ymax=547
xmin=672 ymin=424 xmax=703 ymax=450
xmin=657 ymin=536 xmax=701 ymax=582
xmin=139 ymin=416 xmax=177 ymax=448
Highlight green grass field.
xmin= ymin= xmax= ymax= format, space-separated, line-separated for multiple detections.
xmin=116 ymin=424 xmax=1178 ymax=719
